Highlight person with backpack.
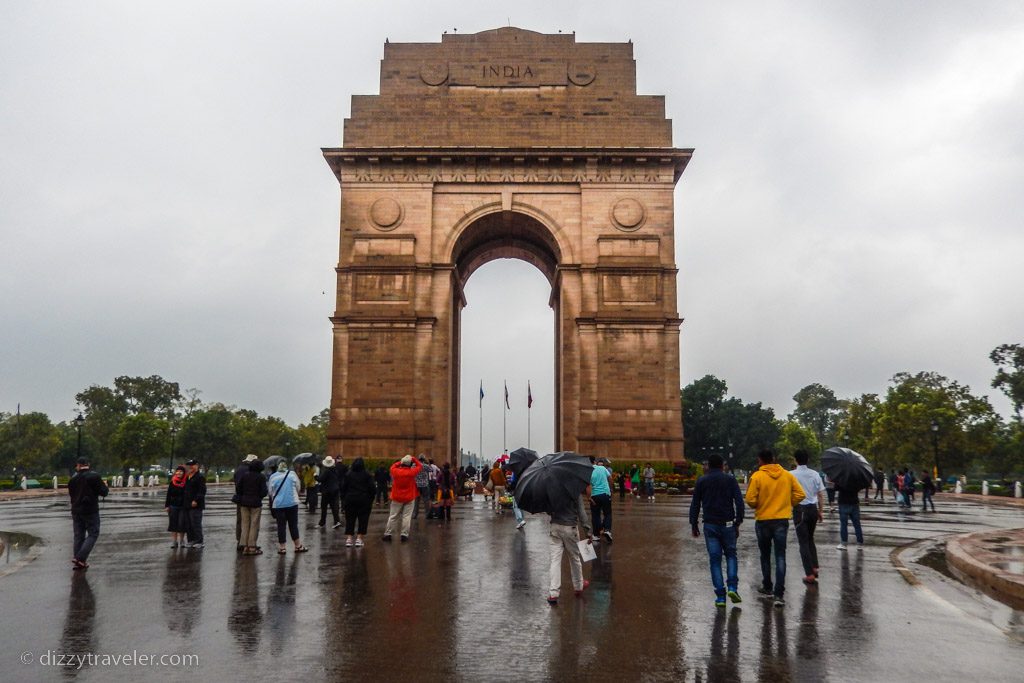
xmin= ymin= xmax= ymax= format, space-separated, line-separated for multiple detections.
xmin=921 ymin=473 xmax=937 ymax=512
xmin=268 ymin=462 xmax=308 ymax=554
xmin=68 ymin=457 xmax=109 ymax=570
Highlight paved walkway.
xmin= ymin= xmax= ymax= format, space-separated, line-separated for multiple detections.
xmin=1 ymin=490 xmax=1022 ymax=681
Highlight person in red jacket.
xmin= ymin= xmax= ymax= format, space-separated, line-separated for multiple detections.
xmin=383 ymin=455 xmax=422 ymax=542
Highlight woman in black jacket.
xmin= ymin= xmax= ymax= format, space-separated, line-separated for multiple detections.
xmin=164 ymin=465 xmax=188 ymax=549
xmin=340 ymin=458 xmax=376 ymax=547
xmin=235 ymin=461 xmax=269 ymax=555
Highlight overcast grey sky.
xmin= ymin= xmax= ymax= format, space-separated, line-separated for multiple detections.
xmin=2 ymin=2 xmax=1022 ymax=459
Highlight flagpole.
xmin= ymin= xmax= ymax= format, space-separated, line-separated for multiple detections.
xmin=527 ymin=381 xmax=531 ymax=449
xmin=503 ymin=380 xmax=507 ymax=453
xmin=479 ymin=380 xmax=483 ymax=468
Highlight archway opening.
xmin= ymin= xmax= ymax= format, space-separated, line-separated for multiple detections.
xmin=451 ymin=211 xmax=561 ymax=469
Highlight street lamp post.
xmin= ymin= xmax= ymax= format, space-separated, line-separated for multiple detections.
xmin=168 ymin=424 xmax=178 ymax=472
xmin=930 ymin=419 xmax=940 ymax=482
xmin=74 ymin=413 xmax=85 ymax=463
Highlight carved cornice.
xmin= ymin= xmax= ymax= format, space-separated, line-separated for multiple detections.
xmin=322 ymin=147 xmax=692 ymax=185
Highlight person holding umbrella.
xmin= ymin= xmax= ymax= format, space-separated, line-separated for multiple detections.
xmin=836 ymin=480 xmax=866 ymax=550
xmin=744 ymin=449 xmax=805 ymax=607
xmin=819 ymin=446 xmax=874 ymax=551
xmin=513 ymin=452 xmax=594 ymax=605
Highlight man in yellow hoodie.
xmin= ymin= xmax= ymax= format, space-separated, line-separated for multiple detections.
xmin=744 ymin=449 xmax=805 ymax=606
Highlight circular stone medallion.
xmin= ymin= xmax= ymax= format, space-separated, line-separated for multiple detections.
xmin=368 ymin=197 xmax=403 ymax=231
xmin=611 ymin=198 xmax=645 ymax=231
xmin=419 ymin=62 xmax=449 ymax=86
xmin=568 ymin=63 xmax=596 ymax=86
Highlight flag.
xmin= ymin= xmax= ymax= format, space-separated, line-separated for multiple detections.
xmin=479 ymin=381 xmax=484 ymax=407
xmin=504 ymin=381 xmax=510 ymax=410
xmin=527 ymin=382 xmax=533 ymax=409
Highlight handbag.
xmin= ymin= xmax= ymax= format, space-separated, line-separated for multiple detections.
xmin=578 ymin=539 xmax=597 ymax=562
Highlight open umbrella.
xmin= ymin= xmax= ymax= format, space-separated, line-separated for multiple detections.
xmin=514 ymin=451 xmax=593 ymax=514
xmin=821 ymin=447 xmax=873 ymax=491
xmin=263 ymin=455 xmax=286 ymax=472
xmin=507 ymin=447 xmax=538 ymax=480
xmin=292 ymin=453 xmax=317 ymax=466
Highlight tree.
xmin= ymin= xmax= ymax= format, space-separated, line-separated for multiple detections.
xmin=681 ymin=375 xmax=729 ymax=457
xmin=789 ymin=383 xmax=842 ymax=448
xmin=110 ymin=413 xmax=168 ymax=472
xmin=112 ymin=375 xmax=181 ymax=419
xmin=293 ymin=408 xmax=329 ymax=454
xmin=775 ymin=421 xmax=822 ymax=466
xmin=871 ymin=372 xmax=999 ymax=478
xmin=835 ymin=394 xmax=881 ymax=455
xmin=981 ymin=423 xmax=1024 ymax=481
xmin=0 ymin=411 xmax=62 ymax=476
xmin=717 ymin=399 xmax=781 ymax=471
xmin=176 ymin=405 xmax=238 ymax=469
xmin=991 ymin=344 xmax=1024 ymax=420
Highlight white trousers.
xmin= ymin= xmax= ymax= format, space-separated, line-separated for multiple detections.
xmin=549 ymin=523 xmax=584 ymax=598
xmin=384 ymin=500 xmax=414 ymax=537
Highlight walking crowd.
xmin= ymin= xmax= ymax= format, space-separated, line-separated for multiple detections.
xmin=67 ymin=447 xmax=925 ymax=616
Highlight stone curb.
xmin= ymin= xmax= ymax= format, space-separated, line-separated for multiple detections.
xmin=945 ymin=528 xmax=1024 ymax=610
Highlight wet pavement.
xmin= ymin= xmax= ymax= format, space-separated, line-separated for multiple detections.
xmin=2 ymin=489 xmax=1023 ymax=681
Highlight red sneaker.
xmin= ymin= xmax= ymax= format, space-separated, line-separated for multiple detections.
xmin=574 ymin=580 xmax=590 ymax=596
xmin=802 ymin=574 xmax=817 ymax=585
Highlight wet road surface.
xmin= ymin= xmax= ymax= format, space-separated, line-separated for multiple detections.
xmin=1 ymin=489 xmax=1023 ymax=681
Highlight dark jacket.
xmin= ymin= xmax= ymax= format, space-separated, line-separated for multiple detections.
xmin=68 ymin=469 xmax=109 ymax=515
xmin=688 ymin=469 xmax=744 ymax=528
xmin=374 ymin=466 xmax=390 ymax=486
xmin=341 ymin=466 xmax=376 ymax=506
xmin=316 ymin=465 xmax=343 ymax=496
xmin=233 ymin=464 xmax=249 ymax=485
xmin=184 ymin=471 xmax=207 ymax=509
xmin=836 ymin=484 xmax=863 ymax=506
xmin=235 ymin=465 xmax=269 ymax=508
xmin=165 ymin=481 xmax=186 ymax=508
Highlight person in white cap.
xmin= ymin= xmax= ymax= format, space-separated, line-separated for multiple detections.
xmin=317 ymin=456 xmax=343 ymax=529
xmin=234 ymin=455 xmax=260 ymax=551
xmin=383 ymin=455 xmax=422 ymax=542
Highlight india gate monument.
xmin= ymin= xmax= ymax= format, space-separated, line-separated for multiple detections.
xmin=323 ymin=27 xmax=691 ymax=464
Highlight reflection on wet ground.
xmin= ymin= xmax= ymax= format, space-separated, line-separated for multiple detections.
xmin=1 ymin=491 xmax=1023 ymax=681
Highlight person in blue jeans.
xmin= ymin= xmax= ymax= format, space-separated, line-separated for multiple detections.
xmin=689 ymin=453 xmax=744 ymax=607
xmin=835 ymin=483 xmax=865 ymax=550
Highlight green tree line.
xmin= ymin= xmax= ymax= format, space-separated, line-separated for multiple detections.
xmin=0 ymin=375 xmax=328 ymax=478
xmin=683 ymin=344 xmax=1024 ymax=480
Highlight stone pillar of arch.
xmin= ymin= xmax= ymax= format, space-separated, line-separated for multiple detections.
xmin=323 ymin=27 xmax=691 ymax=463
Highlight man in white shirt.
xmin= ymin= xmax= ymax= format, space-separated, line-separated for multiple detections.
xmin=790 ymin=449 xmax=825 ymax=585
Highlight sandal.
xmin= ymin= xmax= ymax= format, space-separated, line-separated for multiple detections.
xmin=277 ymin=548 xmax=287 ymax=555
xmin=294 ymin=545 xmax=309 ymax=553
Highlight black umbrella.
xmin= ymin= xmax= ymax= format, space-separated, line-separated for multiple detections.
xmin=263 ymin=455 xmax=286 ymax=472
xmin=292 ymin=453 xmax=317 ymax=466
xmin=507 ymin=447 xmax=539 ymax=480
xmin=514 ymin=452 xmax=593 ymax=514
xmin=821 ymin=447 xmax=873 ymax=491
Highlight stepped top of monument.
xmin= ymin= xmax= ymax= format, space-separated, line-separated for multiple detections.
xmin=339 ymin=27 xmax=676 ymax=150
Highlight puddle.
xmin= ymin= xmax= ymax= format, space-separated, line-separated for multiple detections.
xmin=991 ymin=561 xmax=1024 ymax=575
xmin=916 ymin=544 xmax=957 ymax=580
xmin=0 ymin=530 xmax=43 ymax=567
xmin=986 ymin=545 xmax=1024 ymax=558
